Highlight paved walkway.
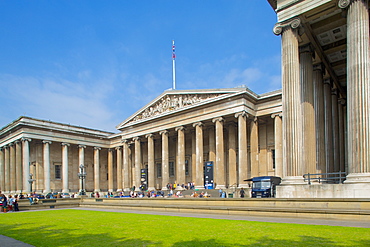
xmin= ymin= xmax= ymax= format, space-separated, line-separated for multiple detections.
xmin=0 ymin=235 xmax=35 ymax=247
xmin=1 ymin=206 xmax=369 ymax=246
xmin=75 ymin=207 xmax=370 ymax=228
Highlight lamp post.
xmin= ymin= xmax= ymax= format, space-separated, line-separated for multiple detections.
xmin=28 ymin=174 xmax=35 ymax=193
xmin=78 ymin=164 xmax=87 ymax=195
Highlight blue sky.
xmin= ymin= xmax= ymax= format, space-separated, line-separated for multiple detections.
xmin=0 ymin=0 xmax=280 ymax=132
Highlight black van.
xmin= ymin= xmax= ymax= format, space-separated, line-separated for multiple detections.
xmin=245 ymin=176 xmax=281 ymax=198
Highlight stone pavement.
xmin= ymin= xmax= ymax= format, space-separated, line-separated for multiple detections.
xmin=0 ymin=235 xmax=35 ymax=247
xmin=75 ymin=207 xmax=370 ymax=228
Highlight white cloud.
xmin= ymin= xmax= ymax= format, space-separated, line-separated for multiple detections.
xmin=0 ymin=74 xmax=118 ymax=132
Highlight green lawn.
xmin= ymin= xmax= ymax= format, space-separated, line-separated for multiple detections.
xmin=0 ymin=209 xmax=369 ymax=246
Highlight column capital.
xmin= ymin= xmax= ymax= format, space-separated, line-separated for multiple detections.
xmin=78 ymin=144 xmax=86 ymax=149
xmin=121 ymin=138 xmax=129 ymax=144
xmin=331 ymin=88 xmax=338 ymax=96
xmin=108 ymin=148 xmax=115 ymax=153
xmin=253 ymin=116 xmax=258 ymax=122
xmin=159 ymin=130 xmax=169 ymax=136
xmin=313 ymin=63 xmax=325 ymax=72
xmin=145 ymin=133 xmax=154 ymax=139
xmin=175 ymin=126 xmax=186 ymax=132
xmin=273 ymin=17 xmax=301 ymax=36
xmin=271 ymin=112 xmax=282 ymax=119
xmin=43 ymin=140 xmax=52 ymax=145
xmin=8 ymin=142 xmax=14 ymax=147
xmin=323 ymin=78 xmax=332 ymax=86
xmin=192 ymin=121 xmax=203 ymax=128
xmin=338 ymin=98 xmax=346 ymax=106
xmin=338 ymin=0 xmax=353 ymax=9
xmin=212 ymin=117 xmax=224 ymax=123
xmin=14 ymin=140 xmax=21 ymax=145
xmin=115 ymin=146 xmax=122 ymax=151
xmin=133 ymin=137 xmax=141 ymax=142
xmin=21 ymin=138 xmax=32 ymax=143
xmin=61 ymin=142 xmax=70 ymax=147
xmin=299 ymin=43 xmax=314 ymax=54
xmin=235 ymin=111 xmax=248 ymax=119
xmin=94 ymin=146 xmax=101 ymax=150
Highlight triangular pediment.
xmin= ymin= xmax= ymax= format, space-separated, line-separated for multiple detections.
xmin=117 ymin=88 xmax=252 ymax=130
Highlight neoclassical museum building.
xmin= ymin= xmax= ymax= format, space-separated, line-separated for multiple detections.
xmin=1 ymin=0 xmax=369 ymax=198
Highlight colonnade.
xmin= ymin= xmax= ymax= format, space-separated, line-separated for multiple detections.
xmin=273 ymin=0 xmax=370 ymax=183
xmin=0 ymin=110 xmax=284 ymax=194
xmin=119 ymin=111 xmax=283 ymax=192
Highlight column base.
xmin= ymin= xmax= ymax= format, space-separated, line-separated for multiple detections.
xmin=161 ymin=187 xmax=169 ymax=191
xmin=280 ymin=176 xmax=306 ymax=185
xmin=62 ymin=189 xmax=70 ymax=193
xmin=194 ymin=185 xmax=205 ymax=190
xmin=116 ymin=189 xmax=123 ymax=192
xmin=175 ymin=187 xmax=185 ymax=191
xmin=215 ymin=185 xmax=226 ymax=190
xmin=344 ymin=173 xmax=370 ymax=184
xmin=94 ymin=189 xmax=100 ymax=193
xmin=123 ymin=188 xmax=131 ymax=192
xmin=148 ymin=187 xmax=156 ymax=191
xmin=43 ymin=190 xmax=51 ymax=194
xmin=238 ymin=184 xmax=249 ymax=189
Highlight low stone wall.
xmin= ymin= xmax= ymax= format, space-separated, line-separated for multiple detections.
xmin=17 ymin=197 xmax=370 ymax=221
xmin=276 ymin=183 xmax=370 ymax=198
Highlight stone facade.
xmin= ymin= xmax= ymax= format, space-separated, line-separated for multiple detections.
xmin=271 ymin=0 xmax=370 ymax=197
xmin=0 ymin=88 xmax=282 ymax=194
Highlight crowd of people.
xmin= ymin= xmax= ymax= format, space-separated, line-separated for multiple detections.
xmin=0 ymin=192 xmax=19 ymax=212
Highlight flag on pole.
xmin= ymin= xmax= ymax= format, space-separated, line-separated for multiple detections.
xmin=172 ymin=40 xmax=176 ymax=59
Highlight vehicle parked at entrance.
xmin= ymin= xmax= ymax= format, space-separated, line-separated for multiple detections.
xmin=245 ymin=176 xmax=281 ymax=198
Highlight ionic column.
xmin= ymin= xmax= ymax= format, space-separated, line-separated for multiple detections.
xmin=274 ymin=18 xmax=304 ymax=183
xmin=208 ymin=126 xmax=216 ymax=163
xmin=313 ymin=64 xmax=326 ymax=174
xmin=193 ymin=122 xmax=204 ymax=189
xmin=43 ymin=140 xmax=52 ymax=193
xmin=331 ymin=89 xmax=340 ymax=172
xmin=15 ymin=141 xmax=22 ymax=192
xmin=4 ymin=145 xmax=10 ymax=192
xmin=78 ymin=145 xmax=86 ymax=166
xmin=10 ymin=143 xmax=16 ymax=192
xmin=146 ymin=134 xmax=155 ymax=191
xmin=250 ymin=117 xmax=259 ymax=178
xmin=175 ymin=126 xmax=186 ymax=190
xmin=61 ymin=143 xmax=70 ymax=193
xmin=93 ymin=146 xmax=101 ymax=192
xmin=22 ymin=138 xmax=31 ymax=192
xmin=115 ymin=146 xmax=122 ymax=192
xmin=324 ymin=79 xmax=334 ymax=173
xmin=300 ymin=44 xmax=316 ymax=175
xmin=133 ymin=137 xmax=141 ymax=191
xmin=338 ymin=99 xmax=346 ymax=173
xmin=160 ymin=130 xmax=169 ymax=190
xmin=0 ymin=147 xmax=4 ymax=191
xmin=108 ymin=149 xmax=114 ymax=192
xmin=122 ymin=139 xmax=131 ymax=192
xmin=228 ymin=123 xmax=237 ymax=187
xmin=272 ymin=113 xmax=283 ymax=177
xmin=339 ymin=0 xmax=370 ymax=182
xmin=191 ymin=130 xmax=196 ymax=183
xmin=78 ymin=145 xmax=86 ymax=194
xmin=213 ymin=117 xmax=225 ymax=189
xmin=235 ymin=111 xmax=248 ymax=187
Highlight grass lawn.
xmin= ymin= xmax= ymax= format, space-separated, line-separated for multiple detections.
xmin=0 ymin=209 xmax=369 ymax=247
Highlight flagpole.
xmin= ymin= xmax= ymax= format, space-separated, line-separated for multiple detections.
xmin=172 ymin=40 xmax=176 ymax=90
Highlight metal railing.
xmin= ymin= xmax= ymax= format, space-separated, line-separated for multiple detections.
xmin=303 ymin=172 xmax=347 ymax=185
